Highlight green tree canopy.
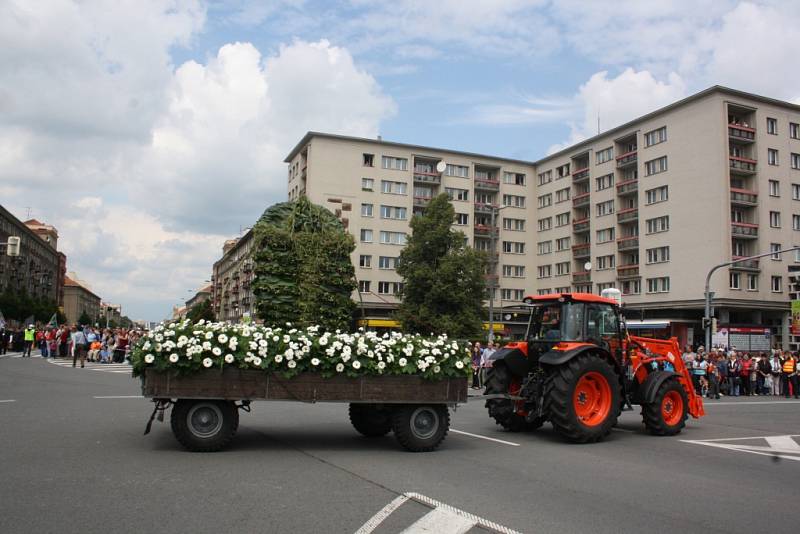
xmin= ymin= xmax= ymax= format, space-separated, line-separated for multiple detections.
xmin=252 ymin=196 xmax=356 ymax=330
xmin=395 ymin=193 xmax=486 ymax=338
xmin=78 ymin=310 xmax=92 ymax=326
xmin=187 ymin=299 xmax=215 ymax=323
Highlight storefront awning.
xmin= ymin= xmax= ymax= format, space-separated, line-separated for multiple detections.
xmin=625 ymin=319 xmax=670 ymax=330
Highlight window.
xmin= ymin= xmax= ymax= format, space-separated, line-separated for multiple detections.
xmin=732 ymin=240 xmax=746 ymax=257
xmin=538 ymin=217 xmax=552 ymax=232
xmin=361 ymin=203 xmax=373 ymax=217
xmin=503 ymin=241 xmax=525 ymax=254
xmin=646 ymin=246 xmax=670 ymax=264
xmin=359 ymin=255 xmax=372 ymax=268
xmin=596 ymin=228 xmax=615 ymax=243
xmin=445 ymin=187 xmax=469 ymax=201
xmin=363 ymin=153 xmax=374 ymax=167
xmin=596 ymin=147 xmax=613 ymax=165
xmin=556 ymin=262 xmax=570 ymax=275
xmin=791 ymin=123 xmax=799 ymax=139
xmin=378 ymin=256 xmax=398 ymax=269
xmin=596 ymin=174 xmax=614 ymax=191
xmin=793 ymin=214 xmax=800 ymax=231
xmin=445 ymin=164 xmax=469 ymax=178
xmin=358 ymin=280 xmax=370 ymax=292
xmin=380 ymin=205 xmax=407 ymax=220
xmin=503 ymin=218 xmax=525 ymax=231
xmin=596 ymin=282 xmax=615 ymax=294
xmin=555 ymin=286 xmax=570 ymax=294
xmin=556 ymin=237 xmax=570 ymax=251
xmin=361 ymin=178 xmax=374 ymax=191
xmin=455 ymin=213 xmax=469 ymax=226
xmin=556 ymin=164 xmax=570 ymax=178
xmin=622 ymin=279 xmax=641 ymax=295
xmin=537 ymin=171 xmax=552 ymax=185
xmin=646 ymin=216 xmax=670 ymax=234
xmin=555 ymin=212 xmax=570 ymax=227
xmin=502 ymin=265 xmax=525 ymax=278
xmin=381 ymin=180 xmax=407 ymax=194
xmin=596 ymin=254 xmax=615 ymax=270
xmin=794 ymin=184 xmax=800 ymax=200
xmin=377 ymin=281 xmax=394 ymax=295
xmin=771 ymin=276 xmax=782 ymax=292
xmin=379 ymin=231 xmax=407 ymax=245
xmin=769 ymin=180 xmax=780 ymax=197
xmin=730 ymin=272 xmax=741 ymax=290
xmin=381 ymin=156 xmax=408 ymax=171
xmin=538 ymin=193 xmax=552 ymax=208
xmin=644 ymin=156 xmax=668 ymax=176
xmin=792 ymin=153 xmax=800 ymax=170
xmin=555 ymin=187 xmax=571 ymax=203
xmin=475 ymin=192 xmax=495 ymax=205
xmin=503 ymin=194 xmax=525 ymax=208
xmin=537 ymin=241 xmax=552 ymax=255
xmin=770 ymin=243 xmax=782 ymax=260
xmin=747 ymin=274 xmax=758 ymax=291
xmin=767 ymin=117 xmax=777 ymax=135
xmin=645 ymin=185 xmax=669 ymax=205
xmin=596 ymin=200 xmax=614 ymax=217
xmin=646 ymin=277 xmax=670 ymax=293
xmin=769 ymin=211 xmax=781 ymax=228
xmin=360 ymin=229 xmax=373 ymax=242
xmin=768 ymin=149 xmax=779 ymax=166
xmin=644 ymin=126 xmax=667 ymax=147
xmin=501 ymin=289 xmax=526 ymax=301
xmin=504 ymin=172 xmax=526 ymax=185
xmin=537 ymin=265 xmax=552 ymax=278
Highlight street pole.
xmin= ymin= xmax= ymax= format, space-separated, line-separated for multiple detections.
xmin=487 ymin=204 xmax=506 ymax=344
xmin=704 ymin=245 xmax=800 ymax=350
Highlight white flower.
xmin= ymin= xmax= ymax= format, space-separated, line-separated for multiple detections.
xmin=455 ymin=361 xmax=464 ymax=369
xmin=352 ymin=360 xmax=361 ymax=369
xmin=377 ymin=361 xmax=386 ymax=370
xmin=336 ymin=363 xmax=344 ymax=373
xmin=197 ymin=319 xmax=205 ymax=325
xmin=319 ymin=337 xmax=328 ymax=346
xmin=202 ymin=358 xmax=213 ymax=368
xmin=212 ymin=347 xmax=222 ymax=356
xmin=433 ymin=365 xmax=441 ymax=373
xmin=341 ymin=353 xmax=351 ymax=363
xmin=217 ymin=334 xmax=228 ymax=343
xmin=284 ymin=349 xmax=294 ymax=359
xmin=169 ymin=353 xmax=179 ymax=363
xmin=311 ymin=358 xmax=320 ymax=366
xmin=202 ymin=342 xmax=212 ymax=351
xmin=272 ymin=336 xmax=280 ymax=342
xmin=287 ymin=360 xmax=297 ymax=369
xmin=205 ymin=332 xmax=213 ymax=340
xmin=253 ymin=357 xmax=262 ymax=366
xmin=274 ymin=355 xmax=283 ymax=363
xmin=225 ymin=354 xmax=235 ymax=364
xmin=398 ymin=357 xmax=407 ymax=367
xmin=144 ymin=354 xmax=155 ymax=364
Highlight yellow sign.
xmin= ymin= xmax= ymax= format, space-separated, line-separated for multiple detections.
xmin=792 ymin=300 xmax=800 ymax=335
xmin=482 ymin=322 xmax=505 ymax=332
xmin=357 ymin=319 xmax=401 ymax=328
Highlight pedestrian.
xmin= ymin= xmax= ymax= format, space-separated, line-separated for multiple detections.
xmin=740 ymin=354 xmax=753 ymax=396
xmin=58 ymin=326 xmax=69 ymax=357
xmin=757 ymin=352 xmax=771 ymax=395
xmin=113 ymin=329 xmax=129 ymax=363
xmin=682 ymin=345 xmax=696 ymax=370
xmin=480 ymin=341 xmax=497 ymax=389
xmin=70 ymin=325 xmax=87 ymax=368
xmin=21 ymin=324 xmax=35 ymax=357
xmin=0 ymin=328 xmax=8 ymax=355
xmin=471 ymin=342 xmax=482 ymax=389
xmin=771 ymin=352 xmax=783 ymax=396
xmin=692 ymin=352 xmax=707 ymax=394
xmin=706 ymin=354 xmax=720 ymax=399
xmin=782 ymin=353 xmax=798 ymax=398
xmin=716 ymin=351 xmax=728 ymax=395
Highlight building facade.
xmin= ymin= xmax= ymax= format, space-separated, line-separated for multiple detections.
xmin=186 ymin=284 xmax=212 ymax=311
xmin=63 ymin=274 xmax=101 ymax=325
xmin=211 ymin=230 xmax=255 ymax=323
xmin=285 ymin=86 xmax=800 ymax=348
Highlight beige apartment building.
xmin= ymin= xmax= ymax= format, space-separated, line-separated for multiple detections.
xmin=211 ymin=230 xmax=255 ymax=323
xmin=285 ymin=86 xmax=800 ymax=349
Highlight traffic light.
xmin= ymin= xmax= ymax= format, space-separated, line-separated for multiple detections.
xmin=702 ymin=317 xmax=710 ymax=329
xmin=6 ymin=236 xmax=20 ymax=257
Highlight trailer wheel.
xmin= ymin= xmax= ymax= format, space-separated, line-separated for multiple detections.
xmin=349 ymin=404 xmax=392 ymax=437
xmin=642 ymin=379 xmax=688 ymax=435
xmin=391 ymin=404 xmax=449 ymax=452
xmin=170 ymin=399 xmax=239 ymax=452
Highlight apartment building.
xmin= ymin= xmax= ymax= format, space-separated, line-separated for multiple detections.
xmin=285 ymin=86 xmax=800 ymax=348
xmin=211 ymin=230 xmax=256 ymax=323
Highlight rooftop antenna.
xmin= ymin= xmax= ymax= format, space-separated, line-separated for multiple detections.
xmin=597 ymin=114 xmax=600 ymax=135
xmin=25 ymin=207 xmax=32 ymax=219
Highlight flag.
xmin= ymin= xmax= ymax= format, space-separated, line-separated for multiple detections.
xmin=47 ymin=313 xmax=58 ymax=328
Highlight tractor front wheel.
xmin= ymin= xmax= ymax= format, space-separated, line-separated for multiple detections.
xmin=642 ymin=379 xmax=689 ymax=435
xmin=544 ymin=354 xmax=621 ymax=443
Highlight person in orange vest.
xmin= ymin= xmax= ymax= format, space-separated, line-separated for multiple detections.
xmin=782 ymin=353 xmax=798 ymax=398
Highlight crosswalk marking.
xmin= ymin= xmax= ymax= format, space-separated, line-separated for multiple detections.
xmin=401 ymin=506 xmax=476 ymax=534
xmin=46 ymin=358 xmax=132 ymax=374
xmin=683 ymin=434 xmax=800 ymax=462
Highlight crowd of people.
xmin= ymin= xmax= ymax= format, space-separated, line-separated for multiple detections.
xmin=0 ymin=324 xmax=143 ymax=368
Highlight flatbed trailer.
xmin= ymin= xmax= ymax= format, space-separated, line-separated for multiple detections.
xmin=142 ymin=368 xmax=468 ymax=452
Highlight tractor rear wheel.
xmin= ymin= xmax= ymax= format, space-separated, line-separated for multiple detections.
xmin=484 ymin=364 xmax=528 ymax=432
xmin=544 ymin=354 xmax=620 ymax=443
xmin=642 ymin=379 xmax=688 ymax=435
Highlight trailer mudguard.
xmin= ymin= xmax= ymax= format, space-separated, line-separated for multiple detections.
xmin=538 ymin=343 xmax=612 ymax=367
xmin=635 ymin=370 xmax=680 ymax=404
xmin=487 ymin=347 xmax=531 ymax=378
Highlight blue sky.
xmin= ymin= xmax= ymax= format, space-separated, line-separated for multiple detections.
xmin=1 ymin=1 xmax=799 ymax=321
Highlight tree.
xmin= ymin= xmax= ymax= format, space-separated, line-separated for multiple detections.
xmin=396 ymin=194 xmax=486 ymax=338
xmin=187 ymin=299 xmax=215 ymax=323
xmin=78 ymin=310 xmax=91 ymax=326
xmin=252 ymin=197 xmax=357 ymax=330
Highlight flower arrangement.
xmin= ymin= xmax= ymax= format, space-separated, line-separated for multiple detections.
xmin=130 ymin=320 xmax=472 ymax=381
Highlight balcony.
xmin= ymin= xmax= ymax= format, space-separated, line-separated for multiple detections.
xmin=572 ymin=243 xmax=591 ymax=258
xmin=572 ymin=218 xmax=590 ymax=233
xmin=617 ymin=207 xmax=639 ymax=223
xmin=616 ymin=179 xmax=638 ymax=196
xmin=572 ymin=271 xmax=591 ymax=283
xmin=474 ymin=202 xmax=499 ymax=214
xmin=728 ymin=123 xmax=756 ymax=143
xmin=729 ymin=156 xmax=757 ymax=175
xmin=731 ymin=222 xmax=758 ymax=239
xmin=617 ymin=236 xmax=639 ymax=251
xmin=413 ymin=196 xmax=431 ymax=207
xmin=730 ymin=188 xmax=758 ymax=206
xmin=413 ymin=172 xmax=441 ymax=184
xmin=485 ymin=251 xmax=500 ymax=263
xmin=616 ymin=151 xmax=638 ymax=168
xmin=474 ymin=178 xmax=500 ymax=191
xmin=572 ymin=192 xmax=590 ymax=207
xmin=474 ymin=224 xmax=499 ymax=237
xmin=616 ymin=264 xmax=640 ymax=279
xmin=572 ymin=168 xmax=590 ymax=182
xmin=730 ymin=256 xmax=761 ymax=272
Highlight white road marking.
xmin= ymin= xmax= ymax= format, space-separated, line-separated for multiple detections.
xmin=705 ymin=400 xmax=800 ymax=406
xmin=93 ymin=395 xmax=143 ymax=399
xmin=682 ymin=434 xmax=800 ymax=462
xmin=0 ymin=399 xmax=16 ymax=403
xmin=612 ymin=428 xmax=635 ymax=433
xmin=449 ymin=429 xmax=520 ymax=446
xmin=354 ymin=495 xmax=409 ymax=534
xmin=400 ymin=506 xmax=475 ymax=534
xmin=405 ymin=493 xmax=523 ymax=534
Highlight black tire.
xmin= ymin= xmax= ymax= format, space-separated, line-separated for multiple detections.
xmin=349 ymin=403 xmax=392 ymax=437
xmin=544 ymin=354 xmax=621 ymax=443
xmin=642 ymin=379 xmax=689 ymax=436
xmin=485 ymin=364 xmax=529 ymax=432
xmin=170 ymin=399 xmax=239 ymax=452
xmin=391 ymin=404 xmax=449 ymax=452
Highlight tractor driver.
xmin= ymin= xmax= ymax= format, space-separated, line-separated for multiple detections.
xmin=542 ymin=310 xmax=562 ymax=340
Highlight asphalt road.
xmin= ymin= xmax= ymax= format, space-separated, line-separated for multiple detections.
xmin=1 ymin=353 xmax=799 ymax=534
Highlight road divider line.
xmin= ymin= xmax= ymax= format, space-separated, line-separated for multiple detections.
xmin=704 ymin=400 xmax=800 ymax=406
xmin=0 ymin=399 xmax=16 ymax=403
xmin=612 ymin=428 xmax=635 ymax=433
xmin=450 ymin=429 xmax=520 ymax=446
xmin=93 ymin=395 xmax=143 ymax=399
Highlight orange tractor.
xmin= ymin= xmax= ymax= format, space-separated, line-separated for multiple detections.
xmin=485 ymin=291 xmax=704 ymax=442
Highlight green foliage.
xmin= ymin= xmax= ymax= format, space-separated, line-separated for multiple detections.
xmin=77 ymin=310 xmax=92 ymax=326
xmin=252 ymin=197 xmax=357 ymax=330
xmin=187 ymin=299 xmax=215 ymax=323
xmin=396 ymin=194 xmax=487 ymax=338
xmin=0 ymin=289 xmax=60 ymax=324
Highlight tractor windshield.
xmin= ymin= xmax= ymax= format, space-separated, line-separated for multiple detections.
xmin=527 ymin=302 xmax=585 ymax=342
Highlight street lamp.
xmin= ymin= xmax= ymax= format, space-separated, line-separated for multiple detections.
xmin=703 ymin=245 xmax=800 ymax=350
xmin=487 ymin=204 xmax=508 ymax=344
